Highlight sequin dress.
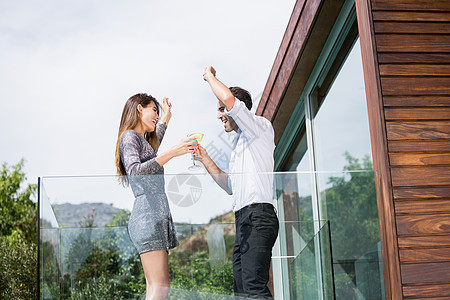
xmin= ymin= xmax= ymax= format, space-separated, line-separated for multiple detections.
xmin=120 ymin=125 xmax=178 ymax=254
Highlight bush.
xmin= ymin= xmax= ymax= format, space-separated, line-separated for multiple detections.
xmin=0 ymin=232 xmax=38 ymax=299
xmin=169 ymin=249 xmax=234 ymax=296
xmin=69 ymin=275 xmax=126 ymax=300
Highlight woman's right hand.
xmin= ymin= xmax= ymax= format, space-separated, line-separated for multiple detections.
xmin=170 ymin=136 xmax=198 ymax=157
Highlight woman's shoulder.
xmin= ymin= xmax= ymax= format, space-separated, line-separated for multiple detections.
xmin=122 ymin=129 xmax=139 ymax=136
xmin=121 ymin=130 xmax=142 ymax=144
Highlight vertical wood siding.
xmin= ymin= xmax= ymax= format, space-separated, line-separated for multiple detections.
xmin=371 ymin=0 xmax=450 ymax=298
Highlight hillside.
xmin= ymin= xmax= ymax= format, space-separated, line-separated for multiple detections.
xmin=52 ymin=202 xmax=235 ymax=230
xmin=52 ymin=202 xmax=121 ymax=227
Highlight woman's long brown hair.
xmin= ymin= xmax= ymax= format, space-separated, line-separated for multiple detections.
xmin=115 ymin=93 xmax=160 ymax=185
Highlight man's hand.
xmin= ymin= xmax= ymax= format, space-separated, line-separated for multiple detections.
xmin=202 ymin=66 xmax=235 ymax=110
xmin=194 ymin=144 xmax=209 ymax=162
xmin=195 ymin=144 xmax=231 ymax=195
xmin=203 ymin=66 xmax=216 ymax=82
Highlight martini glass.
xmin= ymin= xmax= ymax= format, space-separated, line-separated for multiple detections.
xmin=188 ymin=133 xmax=204 ymax=170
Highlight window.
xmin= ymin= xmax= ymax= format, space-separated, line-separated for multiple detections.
xmin=276 ymin=2 xmax=385 ymax=299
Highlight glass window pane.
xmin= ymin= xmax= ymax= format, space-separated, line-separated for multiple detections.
xmin=282 ymin=127 xmax=314 ymax=229
xmin=312 ymin=39 xmax=372 ymax=173
xmin=311 ymin=38 xmax=384 ymax=299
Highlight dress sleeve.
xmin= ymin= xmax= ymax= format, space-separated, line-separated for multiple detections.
xmin=120 ymin=130 xmax=162 ymax=175
xmin=155 ymin=122 xmax=167 ymax=143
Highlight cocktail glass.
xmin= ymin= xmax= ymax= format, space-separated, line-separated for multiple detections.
xmin=188 ymin=133 xmax=204 ymax=171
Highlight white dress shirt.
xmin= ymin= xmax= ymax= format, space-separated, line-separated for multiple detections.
xmin=226 ymin=98 xmax=275 ymax=212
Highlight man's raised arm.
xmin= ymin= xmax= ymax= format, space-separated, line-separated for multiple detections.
xmin=203 ymin=66 xmax=235 ymax=111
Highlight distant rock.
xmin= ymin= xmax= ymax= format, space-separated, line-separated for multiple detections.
xmin=52 ymin=202 xmax=122 ymax=227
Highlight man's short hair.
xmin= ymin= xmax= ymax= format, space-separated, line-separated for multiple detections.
xmin=229 ymin=86 xmax=252 ymax=111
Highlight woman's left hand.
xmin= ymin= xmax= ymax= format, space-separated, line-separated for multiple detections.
xmin=161 ymin=97 xmax=172 ymax=118
xmin=160 ymin=97 xmax=172 ymax=125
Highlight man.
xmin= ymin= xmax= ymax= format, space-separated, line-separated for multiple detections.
xmin=197 ymin=66 xmax=279 ymax=299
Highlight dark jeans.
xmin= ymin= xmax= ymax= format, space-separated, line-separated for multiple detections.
xmin=233 ymin=203 xmax=279 ymax=299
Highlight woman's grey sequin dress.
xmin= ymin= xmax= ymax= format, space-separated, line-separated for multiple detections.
xmin=120 ymin=124 xmax=178 ymax=254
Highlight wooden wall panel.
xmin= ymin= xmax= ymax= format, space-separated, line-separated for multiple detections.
xmin=395 ymin=199 xmax=450 ymax=215
xmin=389 ymin=140 xmax=450 ymax=153
xmin=385 ymin=107 xmax=450 ymax=120
xmin=379 ymin=64 xmax=450 ymax=76
xmin=383 ymin=96 xmax=450 ymax=107
xmin=372 ymin=0 xmax=450 ymax=11
xmin=373 ymin=11 xmax=450 ymax=22
xmin=400 ymin=248 xmax=450 ymax=262
xmin=396 ymin=214 xmax=450 ymax=235
xmin=377 ymin=34 xmax=450 ymax=52
xmin=386 ymin=121 xmax=450 ymax=140
xmin=389 ymin=153 xmax=450 ymax=165
xmin=398 ymin=235 xmax=450 ymax=248
xmin=403 ymin=283 xmax=450 ymax=299
xmin=393 ymin=186 xmax=450 ymax=199
xmin=391 ymin=166 xmax=450 ymax=186
xmin=381 ymin=77 xmax=450 ymax=95
xmin=370 ymin=0 xmax=450 ymax=298
xmin=374 ymin=22 xmax=450 ymax=34
xmin=378 ymin=53 xmax=450 ymax=64
xmin=401 ymin=262 xmax=450 ymax=284
xmin=371 ymin=0 xmax=450 ymax=11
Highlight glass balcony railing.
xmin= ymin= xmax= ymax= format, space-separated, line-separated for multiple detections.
xmin=39 ymin=170 xmax=384 ymax=299
xmin=290 ymin=221 xmax=334 ymax=300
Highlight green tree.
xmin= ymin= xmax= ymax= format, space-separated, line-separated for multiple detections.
xmin=0 ymin=160 xmax=38 ymax=299
xmin=287 ymin=153 xmax=380 ymax=299
xmin=324 ymin=153 xmax=380 ymax=299
xmin=62 ymin=209 xmax=144 ymax=299
xmin=107 ymin=209 xmax=131 ymax=227
xmin=0 ymin=160 xmax=37 ymax=242
xmin=325 ymin=152 xmax=378 ymax=260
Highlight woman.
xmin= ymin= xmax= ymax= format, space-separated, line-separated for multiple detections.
xmin=115 ymin=93 xmax=195 ymax=300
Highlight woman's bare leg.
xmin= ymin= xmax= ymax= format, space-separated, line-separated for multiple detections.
xmin=140 ymin=249 xmax=170 ymax=300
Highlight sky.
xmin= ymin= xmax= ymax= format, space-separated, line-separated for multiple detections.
xmin=0 ymin=0 xmax=296 ymax=180
xmin=0 ymin=0 xmax=297 ymax=223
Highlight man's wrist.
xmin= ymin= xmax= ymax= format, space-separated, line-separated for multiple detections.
xmin=205 ymin=73 xmax=215 ymax=82
xmin=198 ymin=155 xmax=210 ymax=167
xmin=203 ymin=156 xmax=217 ymax=171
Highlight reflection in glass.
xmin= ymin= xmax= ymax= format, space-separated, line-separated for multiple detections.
xmin=309 ymin=39 xmax=383 ymax=299
xmin=277 ymin=36 xmax=384 ymax=298
xmin=290 ymin=221 xmax=334 ymax=300
xmin=39 ymin=172 xmax=376 ymax=299
xmin=316 ymin=169 xmax=382 ymax=299
xmin=281 ymin=127 xmax=314 ymax=253
xmin=39 ymin=175 xmax=237 ymax=299
xmin=311 ymin=39 xmax=372 ymax=174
